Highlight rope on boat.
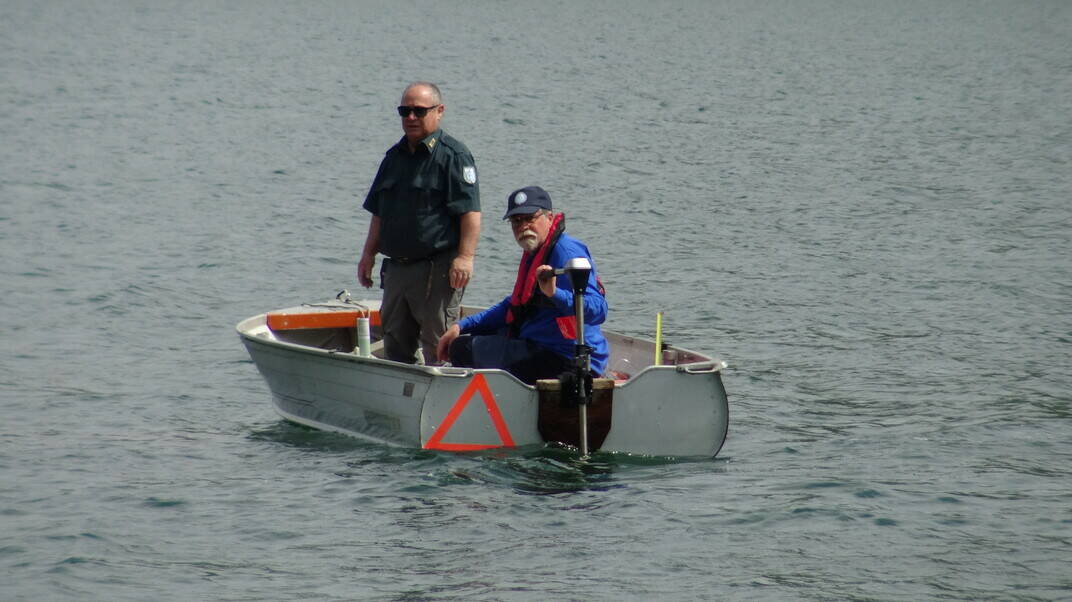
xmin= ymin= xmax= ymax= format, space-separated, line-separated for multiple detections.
xmin=299 ymin=290 xmax=374 ymax=318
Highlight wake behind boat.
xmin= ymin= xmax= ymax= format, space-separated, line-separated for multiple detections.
xmin=237 ymin=294 xmax=729 ymax=458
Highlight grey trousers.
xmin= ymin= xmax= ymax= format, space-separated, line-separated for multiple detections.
xmin=380 ymin=250 xmax=462 ymax=365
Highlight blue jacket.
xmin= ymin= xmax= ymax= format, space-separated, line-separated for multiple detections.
xmin=457 ymin=233 xmax=609 ymax=375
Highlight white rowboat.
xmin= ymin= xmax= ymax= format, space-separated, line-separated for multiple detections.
xmin=237 ymin=297 xmax=729 ymax=457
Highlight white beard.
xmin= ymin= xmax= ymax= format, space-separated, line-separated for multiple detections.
xmin=516 ymin=230 xmax=539 ymax=253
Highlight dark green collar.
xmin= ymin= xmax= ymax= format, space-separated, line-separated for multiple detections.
xmin=399 ymin=129 xmax=444 ymax=154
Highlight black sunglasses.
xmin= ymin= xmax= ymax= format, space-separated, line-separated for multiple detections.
xmin=396 ymin=104 xmax=440 ymax=118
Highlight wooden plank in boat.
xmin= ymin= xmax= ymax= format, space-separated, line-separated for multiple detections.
xmin=535 ymin=378 xmax=615 ymax=449
xmin=267 ymin=309 xmax=381 ymax=331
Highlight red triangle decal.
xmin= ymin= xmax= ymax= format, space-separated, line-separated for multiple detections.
xmin=425 ymin=373 xmax=516 ymax=451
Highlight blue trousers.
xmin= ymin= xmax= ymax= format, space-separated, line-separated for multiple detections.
xmin=448 ymin=334 xmax=572 ymax=385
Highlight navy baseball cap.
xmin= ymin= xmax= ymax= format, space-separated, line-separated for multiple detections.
xmin=503 ymin=186 xmax=553 ymax=219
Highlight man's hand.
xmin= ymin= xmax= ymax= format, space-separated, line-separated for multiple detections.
xmin=357 ymin=254 xmax=376 ymax=288
xmin=536 ymin=265 xmax=556 ymax=298
xmin=437 ymin=323 xmax=462 ymax=363
xmin=449 ymin=255 xmax=474 ymax=290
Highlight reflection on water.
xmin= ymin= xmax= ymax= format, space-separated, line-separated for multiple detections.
xmin=247 ymin=421 xmax=375 ymax=453
xmin=249 ymin=419 xmax=728 ymax=495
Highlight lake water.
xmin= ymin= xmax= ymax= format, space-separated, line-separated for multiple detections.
xmin=2 ymin=1 xmax=1070 ymax=600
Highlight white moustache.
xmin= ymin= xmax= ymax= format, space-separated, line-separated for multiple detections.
xmin=515 ymin=229 xmax=539 ymax=252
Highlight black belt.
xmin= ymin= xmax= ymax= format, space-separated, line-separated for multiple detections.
xmin=390 ymin=249 xmax=450 ymax=265
xmin=390 ymin=255 xmax=431 ymax=265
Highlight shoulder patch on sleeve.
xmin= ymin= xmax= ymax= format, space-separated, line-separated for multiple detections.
xmin=463 ymin=166 xmax=477 ymax=184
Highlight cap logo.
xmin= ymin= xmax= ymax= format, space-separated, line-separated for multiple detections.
xmin=515 ymin=192 xmax=527 ymax=205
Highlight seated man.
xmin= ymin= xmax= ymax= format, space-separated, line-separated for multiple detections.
xmin=436 ymin=186 xmax=608 ymax=384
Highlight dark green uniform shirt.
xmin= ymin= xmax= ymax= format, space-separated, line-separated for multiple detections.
xmin=363 ymin=129 xmax=480 ymax=260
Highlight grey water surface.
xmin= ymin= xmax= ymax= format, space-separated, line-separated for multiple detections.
xmin=2 ymin=1 xmax=1070 ymax=600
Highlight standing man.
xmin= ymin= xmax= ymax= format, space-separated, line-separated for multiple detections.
xmin=358 ymin=82 xmax=481 ymax=364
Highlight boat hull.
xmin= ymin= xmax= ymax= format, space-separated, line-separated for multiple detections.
xmin=237 ymin=300 xmax=728 ymax=457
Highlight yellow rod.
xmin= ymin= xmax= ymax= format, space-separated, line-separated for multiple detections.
xmin=654 ymin=311 xmax=663 ymax=366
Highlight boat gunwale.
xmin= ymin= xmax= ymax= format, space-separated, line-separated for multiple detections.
xmin=237 ymin=310 xmax=726 ymax=389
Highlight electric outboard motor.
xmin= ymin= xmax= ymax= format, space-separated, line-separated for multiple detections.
xmin=546 ymin=258 xmax=595 ymax=454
